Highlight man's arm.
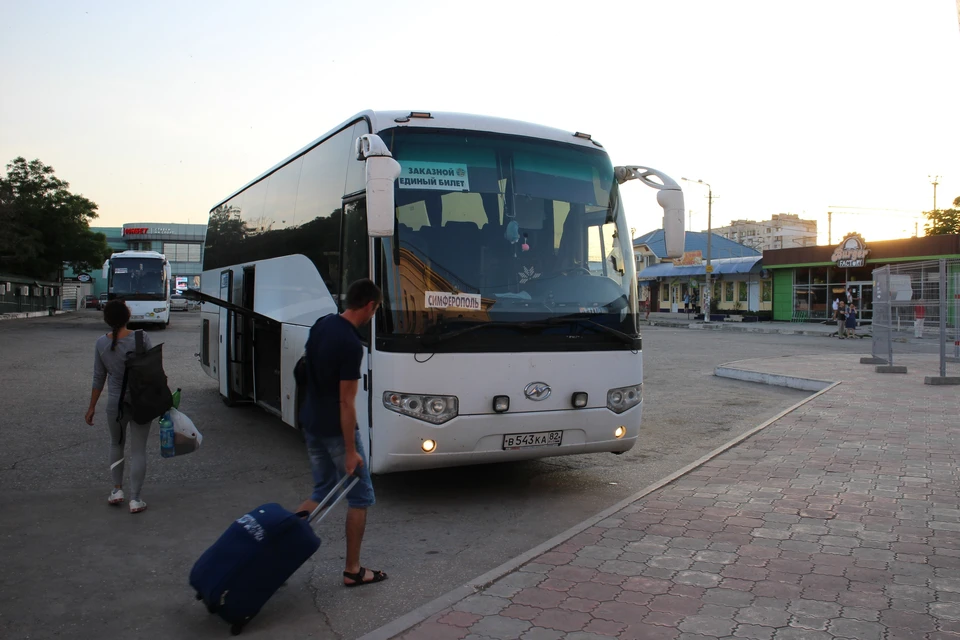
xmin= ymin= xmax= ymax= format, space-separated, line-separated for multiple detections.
xmin=339 ymin=379 xmax=361 ymax=474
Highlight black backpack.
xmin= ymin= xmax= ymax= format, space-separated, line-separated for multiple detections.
xmin=118 ymin=330 xmax=173 ymax=430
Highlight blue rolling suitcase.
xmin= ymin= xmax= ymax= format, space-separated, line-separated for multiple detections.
xmin=189 ymin=474 xmax=359 ymax=635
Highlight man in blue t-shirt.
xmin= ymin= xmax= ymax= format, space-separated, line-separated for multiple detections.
xmin=297 ymin=279 xmax=386 ymax=587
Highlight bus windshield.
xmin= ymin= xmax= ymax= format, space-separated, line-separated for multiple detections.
xmin=378 ymin=129 xmax=637 ymax=351
xmin=110 ymin=257 xmax=167 ymax=299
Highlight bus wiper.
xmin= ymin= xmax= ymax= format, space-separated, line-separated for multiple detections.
xmin=546 ymin=313 xmax=640 ymax=347
xmin=422 ymin=319 xmax=553 ymax=345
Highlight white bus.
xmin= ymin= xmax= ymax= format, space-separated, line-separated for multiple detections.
xmin=103 ymin=250 xmax=172 ymax=327
xmin=198 ymin=110 xmax=684 ymax=474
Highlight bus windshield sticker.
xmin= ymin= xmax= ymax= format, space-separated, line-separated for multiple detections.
xmin=114 ymin=268 xmax=128 ymax=274
xmin=425 ymin=291 xmax=482 ymax=311
xmin=399 ymin=161 xmax=470 ymax=192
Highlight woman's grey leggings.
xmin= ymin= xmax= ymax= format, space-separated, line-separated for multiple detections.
xmin=106 ymin=404 xmax=152 ymax=500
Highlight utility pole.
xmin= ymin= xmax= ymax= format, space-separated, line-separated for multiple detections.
xmin=827 ymin=211 xmax=832 ymax=245
xmin=929 ymin=175 xmax=941 ymax=234
xmin=930 ymin=175 xmax=940 ymax=214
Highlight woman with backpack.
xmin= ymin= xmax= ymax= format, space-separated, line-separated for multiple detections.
xmin=84 ymin=300 xmax=153 ymax=513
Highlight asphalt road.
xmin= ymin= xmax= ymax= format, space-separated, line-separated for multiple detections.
xmin=0 ymin=311 xmax=872 ymax=639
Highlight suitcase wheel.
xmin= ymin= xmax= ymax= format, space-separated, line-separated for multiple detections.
xmin=231 ymin=622 xmax=244 ymax=636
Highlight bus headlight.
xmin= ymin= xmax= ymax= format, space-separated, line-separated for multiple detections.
xmin=154 ymin=307 xmax=166 ymax=313
xmin=384 ymin=391 xmax=459 ymax=425
xmin=606 ymin=384 xmax=642 ymax=414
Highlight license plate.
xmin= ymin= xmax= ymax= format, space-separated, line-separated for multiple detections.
xmin=131 ymin=315 xmax=144 ymax=320
xmin=502 ymin=430 xmax=562 ymax=450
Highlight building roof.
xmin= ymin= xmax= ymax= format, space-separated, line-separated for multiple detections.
xmin=633 ymin=229 xmax=760 ymax=260
xmin=762 ymin=233 xmax=960 ymax=267
xmin=638 ymin=256 xmax=763 ymax=280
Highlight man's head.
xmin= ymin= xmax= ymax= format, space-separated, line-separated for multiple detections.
xmin=343 ymin=279 xmax=382 ymax=327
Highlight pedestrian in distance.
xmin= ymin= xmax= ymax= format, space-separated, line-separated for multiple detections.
xmin=85 ymin=299 xmax=152 ymax=513
xmin=836 ymin=301 xmax=847 ymax=339
xmin=296 ymin=279 xmax=387 ymax=587
xmin=683 ymin=292 xmax=690 ymax=317
xmin=845 ymin=303 xmax=858 ymax=338
xmin=832 ymin=298 xmax=839 ymax=322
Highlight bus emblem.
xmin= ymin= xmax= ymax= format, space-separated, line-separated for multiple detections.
xmin=524 ymin=382 xmax=552 ymax=401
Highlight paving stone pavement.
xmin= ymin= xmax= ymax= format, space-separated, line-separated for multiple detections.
xmin=388 ymin=355 xmax=960 ymax=640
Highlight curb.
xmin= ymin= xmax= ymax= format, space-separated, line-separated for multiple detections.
xmin=0 ymin=310 xmax=70 ymax=322
xmin=358 ymin=368 xmax=842 ymax=640
xmin=642 ymin=319 xmax=863 ymax=338
xmin=714 ymin=365 xmax=833 ymax=392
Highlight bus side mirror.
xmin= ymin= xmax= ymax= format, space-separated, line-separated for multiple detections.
xmin=102 ymin=260 xmax=109 ymax=281
xmin=614 ymin=165 xmax=686 ymax=259
xmin=358 ymin=134 xmax=401 ymax=237
xmin=658 ymin=189 xmax=685 ymax=259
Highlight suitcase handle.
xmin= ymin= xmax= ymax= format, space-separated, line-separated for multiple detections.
xmin=307 ymin=473 xmax=361 ymax=525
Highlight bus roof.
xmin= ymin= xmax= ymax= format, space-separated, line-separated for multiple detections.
xmin=212 ymin=110 xmax=606 ymax=212
xmin=110 ymin=250 xmax=166 ymax=260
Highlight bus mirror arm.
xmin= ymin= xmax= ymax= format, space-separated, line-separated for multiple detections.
xmin=614 ymin=165 xmax=686 ymax=259
xmin=181 ymin=289 xmax=276 ymax=325
xmin=358 ymin=134 xmax=401 ymax=238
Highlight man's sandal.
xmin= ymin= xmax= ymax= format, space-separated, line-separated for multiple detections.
xmin=343 ymin=567 xmax=387 ymax=587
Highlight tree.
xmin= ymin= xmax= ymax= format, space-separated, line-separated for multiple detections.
xmin=923 ymin=196 xmax=960 ymax=236
xmin=0 ymin=157 xmax=111 ymax=279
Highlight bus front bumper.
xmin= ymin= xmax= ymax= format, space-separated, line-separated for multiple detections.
xmin=371 ymin=403 xmax=642 ymax=474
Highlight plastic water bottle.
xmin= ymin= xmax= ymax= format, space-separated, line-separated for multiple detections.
xmin=159 ymin=412 xmax=176 ymax=458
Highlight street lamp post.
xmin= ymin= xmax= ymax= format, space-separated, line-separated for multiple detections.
xmin=682 ymin=177 xmax=713 ymax=323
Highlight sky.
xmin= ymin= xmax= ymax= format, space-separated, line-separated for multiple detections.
xmin=1 ymin=0 xmax=958 ymax=247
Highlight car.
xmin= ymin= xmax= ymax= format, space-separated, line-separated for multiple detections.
xmin=97 ymin=293 xmax=108 ymax=310
xmin=82 ymin=294 xmax=98 ymax=309
xmin=170 ymin=294 xmax=189 ymax=312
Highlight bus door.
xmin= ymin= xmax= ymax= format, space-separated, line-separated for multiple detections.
xmin=230 ymin=266 xmax=255 ymax=400
xmin=218 ymin=270 xmax=233 ymax=400
xmin=340 ymin=196 xmax=372 ymax=453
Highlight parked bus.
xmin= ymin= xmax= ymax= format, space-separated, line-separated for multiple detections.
xmin=198 ymin=110 xmax=684 ymax=473
xmin=102 ymin=250 xmax=172 ymax=327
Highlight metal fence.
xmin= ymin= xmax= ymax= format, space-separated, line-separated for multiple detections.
xmin=871 ymin=259 xmax=960 ymax=380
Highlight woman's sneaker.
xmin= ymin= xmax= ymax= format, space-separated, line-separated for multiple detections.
xmin=108 ymin=488 xmax=124 ymax=505
xmin=129 ymin=499 xmax=147 ymax=514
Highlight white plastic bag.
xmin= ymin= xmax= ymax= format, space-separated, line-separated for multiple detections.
xmin=169 ymin=408 xmax=203 ymax=456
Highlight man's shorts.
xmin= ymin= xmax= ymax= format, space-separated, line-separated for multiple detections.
xmin=306 ymin=429 xmax=376 ymax=508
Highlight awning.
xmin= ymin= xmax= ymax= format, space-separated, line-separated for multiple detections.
xmin=637 ymin=256 xmax=763 ymax=280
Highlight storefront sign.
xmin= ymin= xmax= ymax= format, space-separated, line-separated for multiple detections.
xmin=831 ymin=233 xmax=870 ymax=268
xmin=76 ymin=273 xmax=91 ymax=283
xmin=123 ymin=227 xmax=174 ymax=235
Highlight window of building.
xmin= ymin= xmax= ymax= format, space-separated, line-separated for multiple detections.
xmin=724 ymin=281 xmax=734 ymax=302
xmin=661 ymin=285 xmax=669 ymax=302
xmin=163 ymin=243 xmax=202 ymax=262
xmin=738 ymin=281 xmax=748 ymax=303
xmin=762 ymin=280 xmax=772 ymax=302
